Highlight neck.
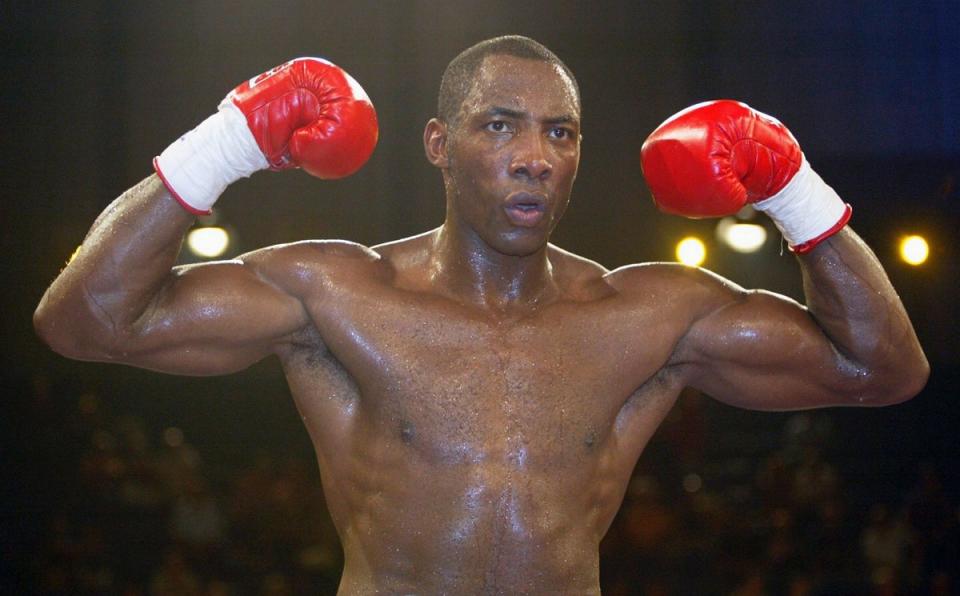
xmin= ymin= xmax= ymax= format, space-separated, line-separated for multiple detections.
xmin=428 ymin=222 xmax=557 ymax=311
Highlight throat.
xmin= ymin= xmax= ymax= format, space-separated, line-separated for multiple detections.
xmin=428 ymin=228 xmax=559 ymax=312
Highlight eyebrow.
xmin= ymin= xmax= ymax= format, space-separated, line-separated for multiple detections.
xmin=485 ymin=106 xmax=579 ymax=125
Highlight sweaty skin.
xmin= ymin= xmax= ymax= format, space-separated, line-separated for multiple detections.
xmin=35 ymin=56 xmax=928 ymax=594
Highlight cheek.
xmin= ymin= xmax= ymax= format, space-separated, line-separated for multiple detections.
xmin=455 ymin=152 xmax=507 ymax=194
xmin=557 ymin=145 xmax=580 ymax=171
xmin=558 ymin=153 xmax=580 ymax=186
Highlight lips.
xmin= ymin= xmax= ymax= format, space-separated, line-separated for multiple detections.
xmin=503 ymin=192 xmax=547 ymax=227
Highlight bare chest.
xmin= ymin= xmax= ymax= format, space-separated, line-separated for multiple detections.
xmin=285 ymin=285 xmax=678 ymax=468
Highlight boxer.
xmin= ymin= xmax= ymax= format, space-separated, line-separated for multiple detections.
xmin=35 ymin=36 xmax=927 ymax=593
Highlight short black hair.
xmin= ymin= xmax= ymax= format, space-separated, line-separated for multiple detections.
xmin=438 ymin=35 xmax=580 ymax=127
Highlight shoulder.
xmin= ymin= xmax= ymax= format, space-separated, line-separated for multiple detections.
xmin=605 ymin=261 xmax=733 ymax=291
xmin=243 ymin=238 xmax=380 ymax=263
xmin=547 ymin=244 xmax=609 ymax=296
xmin=604 ymin=262 xmax=748 ymax=319
xmin=544 ymin=245 xmax=744 ymax=312
xmin=238 ymin=239 xmax=385 ymax=296
xmin=371 ymin=229 xmax=435 ymax=266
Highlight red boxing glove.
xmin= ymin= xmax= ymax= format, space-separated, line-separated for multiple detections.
xmin=227 ymin=58 xmax=379 ymax=179
xmin=640 ymin=100 xmax=850 ymax=253
xmin=155 ymin=58 xmax=378 ymax=214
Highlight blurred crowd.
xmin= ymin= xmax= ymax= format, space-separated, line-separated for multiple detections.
xmin=17 ymin=378 xmax=342 ymax=596
xmin=600 ymin=394 xmax=958 ymax=595
xmin=12 ymin=380 xmax=959 ymax=596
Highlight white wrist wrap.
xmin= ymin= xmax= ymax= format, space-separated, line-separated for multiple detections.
xmin=153 ymin=101 xmax=268 ymax=214
xmin=753 ymin=157 xmax=851 ymax=253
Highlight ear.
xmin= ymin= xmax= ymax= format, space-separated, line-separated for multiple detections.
xmin=423 ymin=118 xmax=449 ymax=168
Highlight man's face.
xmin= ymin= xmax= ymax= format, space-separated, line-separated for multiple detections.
xmin=439 ymin=55 xmax=581 ymax=257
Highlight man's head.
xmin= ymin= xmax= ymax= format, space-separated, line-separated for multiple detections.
xmin=437 ymin=36 xmax=581 ymax=130
xmin=425 ymin=37 xmax=582 ymax=257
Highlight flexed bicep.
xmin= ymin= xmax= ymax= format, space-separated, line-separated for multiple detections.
xmin=673 ymin=281 xmax=873 ymax=411
xmin=119 ymin=255 xmax=310 ymax=375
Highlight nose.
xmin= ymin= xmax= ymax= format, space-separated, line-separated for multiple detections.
xmin=510 ymin=134 xmax=552 ymax=182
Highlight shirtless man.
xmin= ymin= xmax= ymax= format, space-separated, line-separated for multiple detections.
xmin=35 ymin=36 xmax=928 ymax=593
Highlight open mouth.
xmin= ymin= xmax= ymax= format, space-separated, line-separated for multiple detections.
xmin=503 ymin=192 xmax=547 ymax=227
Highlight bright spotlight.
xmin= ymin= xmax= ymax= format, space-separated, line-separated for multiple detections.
xmin=899 ymin=235 xmax=929 ymax=266
xmin=676 ymin=237 xmax=706 ymax=267
xmin=187 ymin=226 xmax=230 ymax=258
xmin=716 ymin=218 xmax=767 ymax=253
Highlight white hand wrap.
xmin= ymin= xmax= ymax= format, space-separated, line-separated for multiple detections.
xmin=153 ymin=101 xmax=268 ymax=214
xmin=753 ymin=157 xmax=852 ymax=254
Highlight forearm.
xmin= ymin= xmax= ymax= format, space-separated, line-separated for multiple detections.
xmin=35 ymin=174 xmax=194 ymax=355
xmin=798 ymin=227 xmax=928 ymax=400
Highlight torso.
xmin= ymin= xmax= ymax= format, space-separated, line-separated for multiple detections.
xmin=272 ymin=234 xmax=697 ymax=594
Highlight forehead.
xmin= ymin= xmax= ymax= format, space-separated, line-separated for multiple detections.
xmin=460 ymin=54 xmax=580 ymax=119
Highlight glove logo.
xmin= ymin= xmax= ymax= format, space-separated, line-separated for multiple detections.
xmin=247 ymin=62 xmax=290 ymax=90
xmin=246 ymin=57 xmax=335 ymax=90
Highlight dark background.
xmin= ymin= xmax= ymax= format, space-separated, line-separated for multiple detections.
xmin=3 ymin=1 xmax=959 ymax=594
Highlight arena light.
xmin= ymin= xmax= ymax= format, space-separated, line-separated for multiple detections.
xmin=716 ymin=217 xmax=767 ymax=253
xmin=187 ymin=226 xmax=230 ymax=258
xmin=676 ymin=237 xmax=706 ymax=267
xmin=899 ymin=235 xmax=929 ymax=266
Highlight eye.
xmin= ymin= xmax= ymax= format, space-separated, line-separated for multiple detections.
xmin=549 ymin=126 xmax=572 ymax=139
xmin=484 ymin=121 xmax=511 ymax=133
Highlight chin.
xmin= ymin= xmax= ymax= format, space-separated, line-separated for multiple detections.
xmin=490 ymin=228 xmax=551 ymax=257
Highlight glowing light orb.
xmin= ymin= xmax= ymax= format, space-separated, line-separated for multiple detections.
xmin=676 ymin=237 xmax=706 ymax=267
xmin=187 ymin=226 xmax=230 ymax=258
xmin=899 ymin=235 xmax=929 ymax=266
xmin=717 ymin=218 xmax=767 ymax=253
